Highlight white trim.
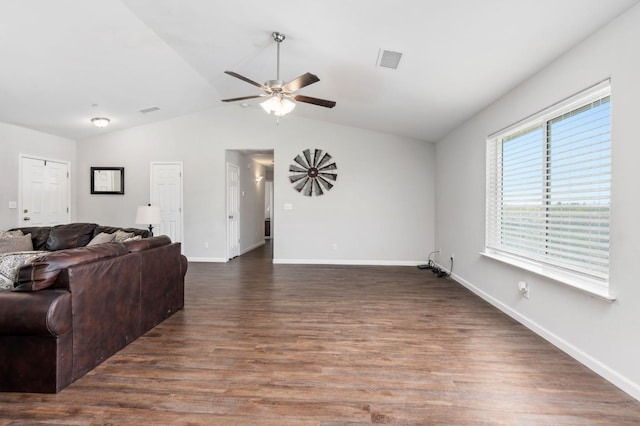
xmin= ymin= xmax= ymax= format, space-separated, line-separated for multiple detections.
xmin=485 ymin=81 xmax=612 ymax=285
xmin=273 ymin=259 xmax=425 ymax=266
xmin=480 ymin=251 xmax=615 ymax=302
xmin=186 ymin=257 xmax=227 ymax=263
xmin=448 ymin=272 xmax=640 ymax=401
xmin=488 ymin=79 xmax=611 ymax=139
xmin=226 ymin=162 xmax=241 ymax=261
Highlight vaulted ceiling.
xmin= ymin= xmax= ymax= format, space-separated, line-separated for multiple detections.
xmin=0 ymin=0 xmax=637 ymax=142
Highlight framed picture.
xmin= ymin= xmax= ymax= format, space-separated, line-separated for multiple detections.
xmin=90 ymin=167 xmax=124 ymax=194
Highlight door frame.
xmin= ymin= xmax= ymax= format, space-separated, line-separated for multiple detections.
xmin=18 ymin=154 xmax=71 ymax=226
xmin=150 ymin=161 xmax=184 ymax=248
xmin=226 ymin=162 xmax=241 ymax=261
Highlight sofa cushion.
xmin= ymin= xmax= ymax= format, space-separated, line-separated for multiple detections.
xmin=14 ymin=243 xmax=129 ymax=292
xmin=45 ymin=223 xmax=98 ymax=251
xmin=9 ymin=227 xmax=51 ymax=250
xmin=112 ymin=230 xmax=134 ymax=242
xmin=0 ymin=251 xmax=47 ymax=290
xmin=0 ymin=234 xmax=34 ymax=254
xmin=94 ymin=226 xmax=150 ymax=239
xmin=87 ymin=232 xmax=116 ymax=246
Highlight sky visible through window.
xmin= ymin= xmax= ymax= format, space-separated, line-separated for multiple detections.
xmin=502 ymin=97 xmax=610 ymax=207
xmin=497 ymin=96 xmax=611 ymax=272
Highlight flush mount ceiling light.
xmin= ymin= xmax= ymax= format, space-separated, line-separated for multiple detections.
xmin=222 ymin=31 xmax=336 ymax=122
xmin=91 ymin=117 xmax=110 ymax=128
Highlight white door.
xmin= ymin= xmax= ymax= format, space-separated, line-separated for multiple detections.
xmin=150 ymin=162 xmax=183 ymax=243
xmin=20 ymin=157 xmax=69 ymax=226
xmin=227 ymin=163 xmax=240 ymax=260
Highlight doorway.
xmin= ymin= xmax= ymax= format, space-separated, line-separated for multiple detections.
xmin=225 ymin=149 xmax=274 ymax=261
xmin=20 ymin=156 xmax=70 ymax=226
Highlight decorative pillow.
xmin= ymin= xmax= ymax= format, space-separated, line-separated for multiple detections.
xmin=0 ymin=234 xmax=34 ymax=254
xmin=0 ymin=251 xmax=46 ymax=290
xmin=45 ymin=223 xmax=97 ymax=250
xmin=123 ymin=235 xmax=142 ymax=242
xmin=0 ymin=230 xmax=24 ymax=238
xmin=112 ymin=230 xmax=134 ymax=242
xmin=87 ymin=232 xmax=116 ymax=246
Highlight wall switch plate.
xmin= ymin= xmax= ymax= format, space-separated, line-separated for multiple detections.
xmin=283 ymin=203 xmax=293 ymax=210
xmin=8 ymin=201 xmax=17 ymax=209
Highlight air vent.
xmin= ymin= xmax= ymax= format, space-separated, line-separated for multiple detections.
xmin=377 ymin=49 xmax=403 ymax=70
xmin=139 ymin=106 xmax=160 ymax=114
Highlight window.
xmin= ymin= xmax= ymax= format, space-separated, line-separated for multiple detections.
xmin=486 ymin=81 xmax=611 ymax=294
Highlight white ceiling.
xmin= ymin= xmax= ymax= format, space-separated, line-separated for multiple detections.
xmin=0 ymin=0 xmax=637 ymax=142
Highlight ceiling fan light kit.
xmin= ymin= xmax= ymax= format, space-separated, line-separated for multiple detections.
xmin=260 ymin=94 xmax=296 ymax=117
xmin=222 ymin=31 xmax=335 ymax=122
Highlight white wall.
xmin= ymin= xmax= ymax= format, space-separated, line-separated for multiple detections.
xmin=76 ymin=106 xmax=435 ymax=264
xmin=434 ymin=4 xmax=640 ymax=398
xmin=0 ymin=122 xmax=76 ymax=229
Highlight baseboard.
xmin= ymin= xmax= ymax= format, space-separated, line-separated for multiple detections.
xmin=241 ymin=240 xmax=265 ymax=255
xmin=273 ymin=259 xmax=424 ymax=266
xmin=449 ymin=271 xmax=640 ymax=401
xmin=186 ymin=257 xmax=227 ymax=263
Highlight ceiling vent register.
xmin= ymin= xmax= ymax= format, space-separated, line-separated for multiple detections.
xmin=377 ymin=49 xmax=403 ymax=69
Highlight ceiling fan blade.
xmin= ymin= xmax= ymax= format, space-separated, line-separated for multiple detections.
xmin=293 ymin=95 xmax=336 ymax=108
xmin=221 ymin=95 xmax=266 ymax=102
xmin=224 ymin=71 xmax=268 ymax=90
xmin=282 ymin=72 xmax=320 ymax=92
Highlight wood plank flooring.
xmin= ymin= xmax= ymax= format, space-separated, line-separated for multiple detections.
xmin=2 ymin=241 xmax=640 ymax=424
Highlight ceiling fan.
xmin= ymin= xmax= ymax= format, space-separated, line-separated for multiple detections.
xmin=221 ymin=32 xmax=336 ymax=117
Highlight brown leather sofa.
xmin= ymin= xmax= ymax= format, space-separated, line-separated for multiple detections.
xmin=0 ymin=223 xmax=187 ymax=393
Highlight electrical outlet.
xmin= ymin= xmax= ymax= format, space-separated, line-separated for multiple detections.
xmin=204 ymin=242 xmax=209 ymax=249
xmin=451 ymin=252 xmax=455 ymax=260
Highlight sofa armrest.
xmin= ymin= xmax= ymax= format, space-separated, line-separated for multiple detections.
xmin=15 ymin=243 xmax=129 ymax=292
xmin=123 ymin=235 xmax=171 ymax=253
xmin=0 ymin=290 xmax=72 ymax=336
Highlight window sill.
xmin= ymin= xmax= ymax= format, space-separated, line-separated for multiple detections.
xmin=480 ymin=251 xmax=615 ymax=302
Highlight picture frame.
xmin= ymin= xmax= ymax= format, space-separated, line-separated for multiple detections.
xmin=90 ymin=167 xmax=124 ymax=194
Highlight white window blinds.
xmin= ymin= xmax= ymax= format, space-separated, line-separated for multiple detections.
xmin=486 ymin=82 xmax=611 ymax=283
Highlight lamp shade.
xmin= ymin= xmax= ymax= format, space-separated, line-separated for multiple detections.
xmin=135 ymin=205 xmax=161 ymax=225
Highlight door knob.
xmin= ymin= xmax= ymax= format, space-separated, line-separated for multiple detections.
xmin=23 ymin=217 xmax=31 ymax=221
xmin=228 ymin=215 xmax=234 ymax=219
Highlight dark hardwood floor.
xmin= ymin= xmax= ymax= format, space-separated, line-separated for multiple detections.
xmin=2 ymin=240 xmax=640 ymax=425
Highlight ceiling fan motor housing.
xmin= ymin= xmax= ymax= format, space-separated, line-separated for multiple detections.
xmin=221 ymin=30 xmax=336 ymax=109
xmin=265 ymin=80 xmax=285 ymax=92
